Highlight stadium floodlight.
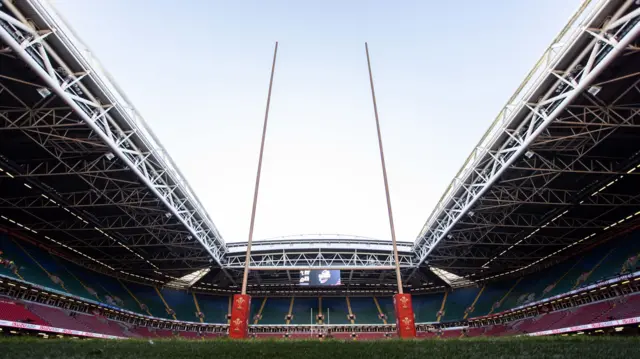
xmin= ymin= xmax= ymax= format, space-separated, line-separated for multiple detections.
xmin=104 ymin=152 xmax=115 ymax=161
xmin=36 ymin=87 xmax=51 ymax=98
xmin=587 ymin=85 xmax=601 ymax=96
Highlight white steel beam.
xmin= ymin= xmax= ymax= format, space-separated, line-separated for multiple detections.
xmin=413 ymin=2 xmax=640 ymax=267
xmin=0 ymin=1 xmax=228 ymax=271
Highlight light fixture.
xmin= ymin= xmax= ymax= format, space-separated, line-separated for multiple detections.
xmin=587 ymin=85 xmax=601 ymax=96
xmin=105 ymin=152 xmax=115 ymax=161
xmin=37 ymin=87 xmax=51 ymax=98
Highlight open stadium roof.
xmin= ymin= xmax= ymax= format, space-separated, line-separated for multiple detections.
xmin=1 ymin=0 xmax=639 ymax=295
xmin=411 ymin=0 xmax=640 ymax=283
xmin=0 ymin=0 xmax=229 ymax=286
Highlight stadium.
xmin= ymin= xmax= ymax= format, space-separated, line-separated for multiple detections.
xmin=1 ymin=0 xmax=640 ymax=357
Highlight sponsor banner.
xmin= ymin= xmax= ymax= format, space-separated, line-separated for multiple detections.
xmin=0 ymin=319 xmax=125 ymax=339
xmin=528 ymin=316 xmax=640 ymax=336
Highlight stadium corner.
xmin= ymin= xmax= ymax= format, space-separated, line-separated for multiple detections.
xmin=394 ymin=293 xmax=416 ymax=338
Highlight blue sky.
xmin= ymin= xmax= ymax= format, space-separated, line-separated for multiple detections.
xmin=51 ymin=0 xmax=580 ymax=243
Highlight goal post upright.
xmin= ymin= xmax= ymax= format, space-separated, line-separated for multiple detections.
xmin=230 ymin=42 xmax=279 ymax=339
xmin=364 ymin=42 xmax=416 ymax=338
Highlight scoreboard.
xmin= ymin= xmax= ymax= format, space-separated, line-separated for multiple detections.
xmin=299 ymin=270 xmax=341 ymax=286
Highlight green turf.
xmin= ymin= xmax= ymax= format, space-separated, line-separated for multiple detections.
xmin=0 ymin=336 xmax=639 ymax=359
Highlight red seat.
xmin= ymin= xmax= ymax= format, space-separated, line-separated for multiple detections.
xmin=0 ymin=299 xmax=47 ymax=325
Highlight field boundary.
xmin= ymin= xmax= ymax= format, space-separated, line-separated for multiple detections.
xmin=0 ymin=319 xmax=125 ymax=339
xmin=528 ymin=315 xmax=640 ymax=336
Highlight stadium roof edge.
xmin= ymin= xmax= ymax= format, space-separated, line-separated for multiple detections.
xmin=1 ymin=0 xmax=228 ymax=264
xmin=412 ymin=0 xmax=639 ymax=267
xmin=413 ymin=0 xmax=604 ymax=246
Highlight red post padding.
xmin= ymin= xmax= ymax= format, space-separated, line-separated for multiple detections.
xmin=394 ymin=293 xmax=416 ymax=338
xmin=229 ymin=294 xmax=251 ymax=339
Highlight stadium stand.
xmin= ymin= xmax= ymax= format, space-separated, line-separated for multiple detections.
xmin=412 ymin=291 xmax=443 ymax=322
xmin=471 ymin=283 xmax=511 ymax=317
xmin=0 ymin=298 xmax=47 ymax=325
xmin=159 ymin=288 xmax=192 ymax=321
xmin=290 ymin=297 xmax=319 ymax=325
xmin=321 ymin=297 xmax=350 ymax=325
xmin=26 ymin=302 xmax=92 ymax=332
xmin=347 ymin=297 xmax=380 ymax=324
xmin=440 ymin=286 xmax=480 ymax=322
xmin=375 ymin=297 xmax=396 ymax=324
xmin=258 ymin=297 xmax=289 ymax=324
xmin=2 ymin=230 xmax=640 ymax=321
xmin=195 ymin=294 xmax=230 ymax=324
xmin=1 ymin=228 xmax=640 ymax=339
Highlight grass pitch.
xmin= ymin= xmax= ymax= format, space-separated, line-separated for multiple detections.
xmin=1 ymin=336 xmax=639 ymax=359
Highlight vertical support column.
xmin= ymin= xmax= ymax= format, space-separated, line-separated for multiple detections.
xmin=365 ymin=42 xmax=414 ymax=338
xmin=231 ymin=42 xmax=279 ymax=339
xmin=346 ymin=297 xmax=355 ymax=324
xmin=254 ymin=297 xmax=268 ymax=324
xmin=436 ymin=290 xmax=449 ymax=322
xmin=489 ymin=278 xmax=521 ymax=315
xmin=154 ymin=287 xmax=177 ymax=320
xmin=286 ymin=297 xmax=295 ymax=324
xmin=373 ymin=296 xmax=388 ymax=324
xmin=192 ymin=291 xmax=204 ymax=323
xmin=463 ymin=285 xmax=485 ymax=319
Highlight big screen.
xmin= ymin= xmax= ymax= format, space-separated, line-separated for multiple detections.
xmin=299 ymin=270 xmax=341 ymax=286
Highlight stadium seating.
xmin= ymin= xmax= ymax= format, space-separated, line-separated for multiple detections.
xmin=440 ymin=286 xmax=480 ymax=322
xmin=0 ymin=298 xmax=47 ymax=325
xmin=258 ymin=297 xmax=289 ymax=324
xmin=607 ymin=295 xmax=640 ymax=319
xmin=122 ymin=282 xmax=169 ymax=319
xmin=160 ymin=288 xmax=195 ymax=322
xmin=375 ymin=297 xmax=396 ymax=323
xmin=0 ymin=235 xmax=65 ymax=291
xmin=321 ymin=297 xmax=350 ymax=324
xmin=26 ymin=302 xmax=92 ymax=332
xmin=482 ymin=324 xmax=509 ymax=336
xmin=348 ymin=297 xmax=381 ymax=323
xmin=130 ymin=326 xmax=158 ymax=338
xmin=195 ymin=293 xmax=229 ymax=324
xmin=290 ymin=297 xmax=318 ymax=325
xmin=413 ymin=292 xmax=443 ymax=322
xmin=61 ymin=259 xmax=140 ymax=312
xmin=1 ymin=228 xmax=640 ymax=336
xmin=471 ymin=283 xmax=513 ymax=317
xmin=74 ymin=314 xmax=128 ymax=337
xmin=1 ymin=292 xmax=639 ymax=339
